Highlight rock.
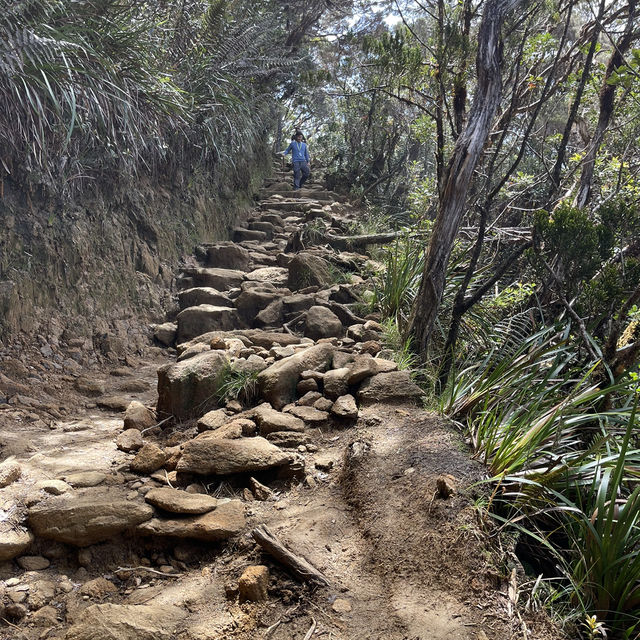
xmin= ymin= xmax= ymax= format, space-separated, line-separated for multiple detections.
xmin=98 ymin=396 xmax=133 ymax=411
xmin=178 ymin=287 xmax=233 ymax=311
xmin=124 ymin=401 xmax=156 ymax=431
xmin=182 ymin=267 xmax=245 ymax=291
xmin=322 ymin=367 xmax=350 ymax=400
xmin=130 ymin=443 xmax=167 ymax=474
xmin=64 ymin=603 xmax=187 ymax=640
xmin=64 ymin=471 xmax=107 ymax=488
xmin=176 ymin=305 xmax=243 ymax=343
xmin=360 ymin=340 xmax=382 ymax=355
xmin=373 ymin=357 xmax=398 ymax=373
xmin=74 ymin=377 xmax=106 ymax=397
xmin=282 ymin=293 xmax=316 ymax=314
xmin=287 ymin=252 xmax=333 ymax=290
xmin=196 ymin=408 xmax=229 ymax=432
xmin=28 ymin=579 xmax=56 ymax=608
xmin=176 ymin=342 xmax=211 ymax=362
xmin=178 ymin=437 xmax=293 ymax=475
xmin=333 ymin=351 xmax=356 ymax=368
xmin=116 ymin=429 xmax=144 ymax=452
xmin=332 ymin=598 xmax=352 ymax=613
xmin=156 ymin=350 xmax=228 ymax=421
xmin=270 ymin=345 xmax=295 ymax=359
xmin=249 ymin=477 xmax=273 ymax=501
xmin=253 ymin=404 xmax=305 ymax=435
xmin=153 ymin=323 xmax=177 ymax=347
xmin=34 ymin=479 xmax=71 ymax=495
xmin=246 ymin=267 xmax=288 ymax=286
xmin=144 ymin=487 xmax=218 ymax=514
xmin=314 ymin=397 xmax=333 ymax=412
xmin=238 ymin=565 xmax=269 ymax=602
xmin=314 ymin=456 xmax=334 ymax=471
xmin=266 ymin=431 xmax=312 ymax=448
xmin=347 ymin=323 xmax=382 ymax=342
xmin=233 ymin=354 xmax=267 ymax=375
xmin=118 ymin=379 xmax=151 ymax=393
xmin=79 ymin=577 xmax=118 ymax=598
xmin=32 ymin=604 xmax=58 ymax=626
xmin=136 ymin=500 xmax=245 ymax=541
xmin=346 ymin=354 xmax=378 ymax=385
xmin=435 ymin=474 xmax=457 ymax=499
xmin=258 ymin=343 xmax=334 ymax=409
xmin=233 ymin=227 xmax=267 ymax=243
xmin=0 ymin=526 xmax=33 ymax=562
xmin=304 ymin=306 xmax=343 ymax=340
xmin=16 ymin=555 xmax=50 ymax=571
xmin=298 ymin=390 xmax=322 ymax=406
xmin=297 ymin=378 xmax=318 ymax=395
xmin=331 ymin=394 xmax=358 ymax=419
xmin=0 ymin=459 xmax=21 ymax=488
xmin=288 ymin=406 xmax=330 ymax=425
xmin=357 ymin=371 xmax=423 ymax=404
xmin=28 ymin=489 xmax=154 ymax=546
xmin=206 ymin=243 xmax=251 ymax=271
xmin=255 ymin=299 xmax=284 ymax=327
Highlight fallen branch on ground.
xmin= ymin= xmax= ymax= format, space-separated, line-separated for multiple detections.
xmin=252 ymin=524 xmax=330 ymax=586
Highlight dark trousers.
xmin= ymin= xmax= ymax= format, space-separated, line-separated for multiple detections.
xmin=293 ymin=161 xmax=310 ymax=189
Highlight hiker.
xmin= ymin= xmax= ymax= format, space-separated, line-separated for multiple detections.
xmin=281 ymin=131 xmax=310 ymax=190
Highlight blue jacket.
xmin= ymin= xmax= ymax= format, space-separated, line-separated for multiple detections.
xmin=284 ymin=141 xmax=310 ymax=163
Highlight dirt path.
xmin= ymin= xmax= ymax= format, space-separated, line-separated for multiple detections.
xmin=0 ymin=166 xmax=559 ymax=640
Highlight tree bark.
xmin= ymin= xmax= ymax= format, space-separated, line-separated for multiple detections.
xmin=408 ymin=0 xmax=524 ymax=356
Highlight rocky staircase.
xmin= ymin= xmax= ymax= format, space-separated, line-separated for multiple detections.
xmin=0 ymin=160 xmax=426 ymax=639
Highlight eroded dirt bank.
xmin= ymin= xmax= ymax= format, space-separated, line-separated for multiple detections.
xmin=0 ymin=163 xmax=560 ymax=640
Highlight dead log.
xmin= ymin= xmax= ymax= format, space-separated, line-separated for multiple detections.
xmin=251 ymin=524 xmax=330 ymax=586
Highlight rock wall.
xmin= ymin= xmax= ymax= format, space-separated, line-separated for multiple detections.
xmin=0 ymin=151 xmax=270 ymax=346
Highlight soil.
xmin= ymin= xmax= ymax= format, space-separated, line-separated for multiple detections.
xmin=0 ymin=349 xmax=561 ymax=640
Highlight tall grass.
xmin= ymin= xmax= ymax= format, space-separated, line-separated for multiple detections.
xmin=446 ymin=320 xmax=640 ymax=637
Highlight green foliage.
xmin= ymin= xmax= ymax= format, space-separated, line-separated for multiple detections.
xmin=216 ymin=362 xmax=260 ymax=405
xmin=0 ymin=0 xmax=300 ymax=194
xmin=372 ymin=233 xmax=424 ymax=325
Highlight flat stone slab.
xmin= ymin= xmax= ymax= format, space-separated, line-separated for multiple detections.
xmin=245 ymin=267 xmax=289 ymax=286
xmin=178 ymin=287 xmax=234 ymax=310
xmin=28 ymin=489 xmax=154 ymax=546
xmin=253 ymin=404 xmax=305 ymax=435
xmin=137 ymin=500 xmax=245 ymax=541
xmin=65 ymin=603 xmax=188 ymax=640
xmin=182 ymin=267 xmax=245 ymax=291
xmin=62 ymin=471 xmax=107 ymax=488
xmin=144 ymin=487 xmax=218 ymax=515
xmin=177 ymin=437 xmax=293 ymax=476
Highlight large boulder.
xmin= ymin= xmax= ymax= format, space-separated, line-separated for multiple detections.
xmin=64 ymin=603 xmax=187 ymax=640
xmin=357 ymin=371 xmax=423 ymax=404
xmin=176 ymin=305 xmax=243 ymax=343
xmin=156 ymin=350 xmax=228 ymax=421
xmin=178 ymin=287 xmax=233 ymax=310
xmin=206 ymin=243 xmax=251 ymax=271
xmin=245 ymin=267 xmax=289 ymax=286
xmin=136 ymin=500 xmax=245 ymax=541
xmin=28 ymin=490 xmax=153 ymax=546
xmin=287 ymin=252 xmax=333 ymax=291
xmin=304 ymin=306 xmax=343 ymax=340
xmin=177 ymin=437 xmax=293 ymax=475
xmin=257 ymin=343 xmax=334 ymax=409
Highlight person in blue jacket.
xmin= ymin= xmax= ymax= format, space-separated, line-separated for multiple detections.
xmin=282 ymin=131 xmax=311 ymax=190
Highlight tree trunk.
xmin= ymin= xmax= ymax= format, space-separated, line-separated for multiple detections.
xmin=574 ymin=0 xmax=638 ymax=209
xmin=409 ymin=0 xmax=524 ymax=356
